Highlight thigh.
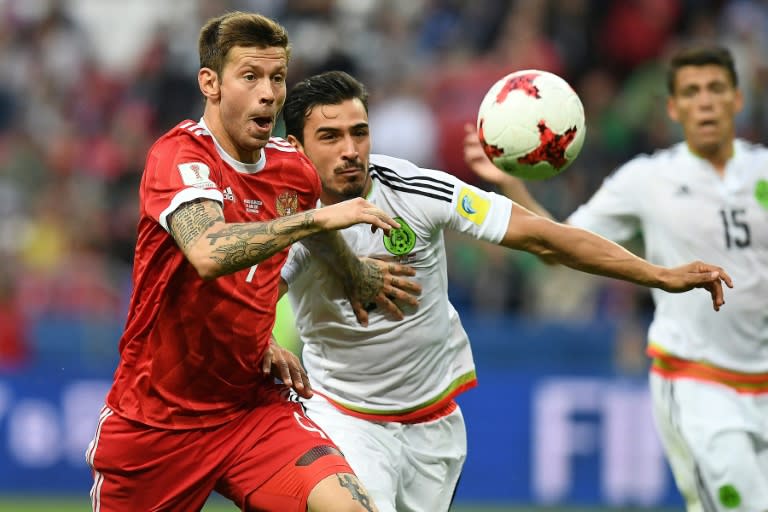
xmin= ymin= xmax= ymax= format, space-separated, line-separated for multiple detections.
xmin=398 ymin=406 xmax=467 ymax=512
xmin=218 ymin=395 xmax=360 ymax=512
xmin=302 ymin=395 xmax=400 ymax=512
xmin=649 ymin=374 xmax=701 ymax=510
xmin=651 ymin=374 xmax=768 ymax=512
xmin=86 ymin=406 xmax=217 ymax=512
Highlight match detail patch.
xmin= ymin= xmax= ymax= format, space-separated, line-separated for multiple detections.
xmin=457 ymin=187 xmax=490 ymax=225
xmin=178 ymin=162 xmax=215 ymax=188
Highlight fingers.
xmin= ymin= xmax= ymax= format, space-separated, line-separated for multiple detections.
xmin=709 ymin=279 xmax=724 ymax=311
xmin=269 ymin=346 xmax=313 ymax=398
xmin=373 ymin=292 xmax=405 ymax=320
xmin=386 ymin=262 xmax=416 ymax=277
xmin=351 ymin=300 xmax=369 ymax=327
xmin=286 ymin=353 xmax=313 ymax=399
xmin=261 ymin=349 xmax=273 ymax=374
xmin=382 ymin=281 xmax=420 ymax=308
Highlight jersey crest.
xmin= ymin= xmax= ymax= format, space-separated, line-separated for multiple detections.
xmin=756 ymin=179 xmax=768 ymax=210
xmin=276 ymin=191 xmax=299 ymax=216
xmin=383 ymin=216 xmax=416 ymax=256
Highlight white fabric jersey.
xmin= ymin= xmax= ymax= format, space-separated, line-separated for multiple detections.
xmin=282 ymin=154 xmax=513 ymax=414
xmin=568 ymin=140 xmax=768 ymax=372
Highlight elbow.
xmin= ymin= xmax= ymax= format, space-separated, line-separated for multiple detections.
xmin=193 ymin=259 xmax=222 ymax=281
xmin=186 ymin=248 xmax=223 ymax=281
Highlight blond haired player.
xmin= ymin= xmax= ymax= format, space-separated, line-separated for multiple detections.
xmin=279 ymin=70 xmax=732 ymax=512
xmin=467 ymin=46 xmax=768 ymax=512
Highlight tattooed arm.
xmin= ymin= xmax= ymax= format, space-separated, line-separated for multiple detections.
xmin=299 ymin=233 xmax=422 ymax=324
xmin=168 ymin=196 xmax=401 ymax=280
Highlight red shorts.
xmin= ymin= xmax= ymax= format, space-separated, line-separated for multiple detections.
xmin=86 ymin=392 xmax=353 ymax=511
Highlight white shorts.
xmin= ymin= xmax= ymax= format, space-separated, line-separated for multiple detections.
xmin=301 ymin=394 xmax=467 ymax=512
xmin=650 ymin=373 xmax=768 ymax=512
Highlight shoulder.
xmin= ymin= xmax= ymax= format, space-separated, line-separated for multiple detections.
xmin=735 ymin=138 xmax=768 ymax=159
xmin=150 ymin=120 xmax=216 ymax=160
xmin=609 ymin=143 xmax=686 ymax=179
xmin=369 ymin=154 xmax=456 ymax=203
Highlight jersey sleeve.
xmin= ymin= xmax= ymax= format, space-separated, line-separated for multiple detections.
xmin=567 ymin=159 xmax=644 ymax=243
xmin=430 ymin=170 xmax=513 ymax=244
xmin=143 ymin=136 xmax=224 ymax=232
xmin=281 ymin=242 xmax=311 ymax=285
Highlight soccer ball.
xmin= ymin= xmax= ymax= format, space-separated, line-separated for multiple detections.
xmin=477 ymin=69 xmax=586 ymax=180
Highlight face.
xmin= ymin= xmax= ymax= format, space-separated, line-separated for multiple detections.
xmin=200 ymin=45 xmax=287 ymax=163
xmin=667 ymin=64 xmax=743 ymax=157
xmin=292 ymin=98 xmax=371 ymax=204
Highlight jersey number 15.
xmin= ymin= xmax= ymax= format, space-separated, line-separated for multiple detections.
xmin=719 ymin=208 xmax=751 ymax=249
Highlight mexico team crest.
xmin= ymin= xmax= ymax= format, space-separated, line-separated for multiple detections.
xmin=276 ymin=191 xmax=299 ymax=216
xmin=383 ymin=216 xmax=416 ymax=256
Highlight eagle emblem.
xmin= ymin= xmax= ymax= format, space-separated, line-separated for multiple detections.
xmin=276 ymin=191 xmax=299 ymax=217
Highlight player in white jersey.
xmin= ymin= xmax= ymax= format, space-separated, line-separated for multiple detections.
xmin=279 ymin=71 xmax=732 ymax=512
xmin=466 ymin=46 xmax=768 ymax=512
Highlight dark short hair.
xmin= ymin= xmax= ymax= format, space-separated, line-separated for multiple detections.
xmin=283 ymin=71 xmax=369 ymax=144
xmin=666 ymin=46 xmax=738 ymax=94
xmin=198 ymin=11 xmax=290 ymax=76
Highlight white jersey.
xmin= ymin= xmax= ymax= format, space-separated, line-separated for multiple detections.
xmin=282 ymin=154 xmax=513 ymax=416
xmin=568 ymin=140 xmax=768 ymax=372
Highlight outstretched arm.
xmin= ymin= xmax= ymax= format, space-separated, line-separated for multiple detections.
xmin=168 ymin=196 xmax=400 ymax=280
xmin=501 ymin=203 xmax=733 ymax=310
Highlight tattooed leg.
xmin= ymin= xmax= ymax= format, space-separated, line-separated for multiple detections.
xmin=336 ymin=473 xmax=375 ymax=512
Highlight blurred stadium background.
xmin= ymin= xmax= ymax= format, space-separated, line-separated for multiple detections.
xmin=1 ymin=0 xmax=766 ymax=510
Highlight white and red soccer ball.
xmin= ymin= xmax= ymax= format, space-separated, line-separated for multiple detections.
xmin=477 ymin=69 xmax=586 ymax=180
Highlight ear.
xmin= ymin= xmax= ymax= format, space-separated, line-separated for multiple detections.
xmin=733 ymin=88 xmax=744 ymax=115
xmin=286 ymin=134 xmax=304 ymax=153
xmin=198 ymin=68 xmax=221 ymax=102
xmin=666 ymin=96 xmax=679 ymax=123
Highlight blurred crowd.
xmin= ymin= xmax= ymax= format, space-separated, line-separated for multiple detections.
xmin=1 ymin=0 xmax=767 ymax=369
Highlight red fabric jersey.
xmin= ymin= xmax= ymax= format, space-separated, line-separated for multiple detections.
xmin=106 ymin=120 xmax=321 ymax=429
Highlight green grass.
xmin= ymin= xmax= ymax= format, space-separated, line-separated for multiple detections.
xmin=0 ymin=499 xmax=681 ymax=512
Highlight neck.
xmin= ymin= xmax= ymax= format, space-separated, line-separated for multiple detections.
xmin=688 ymin=140 xmax=734 ymax=175
xmin=202 ymin=110 xmax=262 ymax=164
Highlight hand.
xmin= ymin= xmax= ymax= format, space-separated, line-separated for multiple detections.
xmin=315 ymin=197 xmax=401 ymax=235
xmin=262 ymin=337 xmax=312 ymax=398
xmin=347 ymin=258 xmax=422 ymax=326
xmin=463 ymin=123 xmax=513 ymax=186
xmin=659 ymin=261 xmax=734 ymax=311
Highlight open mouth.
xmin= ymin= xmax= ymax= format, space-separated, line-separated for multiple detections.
xmin=250 ymin=116 xmax=273 ymax=130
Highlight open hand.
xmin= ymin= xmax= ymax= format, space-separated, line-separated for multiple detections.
xmin=348 ymin=258 xmax=422 ymax=326
xmin=660 ymin=261 xmax=734 ymax=311
xmin=262 ymin=336 xmax=312 ymax=398
xmin=316 ymin=197 xmax=401 ymax=235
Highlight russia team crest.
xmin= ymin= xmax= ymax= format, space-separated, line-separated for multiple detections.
xmin=276 ymin=191 xmax=299 ymax=216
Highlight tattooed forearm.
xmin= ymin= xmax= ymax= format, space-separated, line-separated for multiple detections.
xmin=337 ymin=474 xmax=375 ymax=512
xmin=205 ymin=212 xmax=316 ymax=273
xmin=304 ymin=232 xmax=384 ymax=304
xmin=169 ymin=199 xmax=224 ymax=251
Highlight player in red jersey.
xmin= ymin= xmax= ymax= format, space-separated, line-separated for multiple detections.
xmin=85 ymin=11 xmax=419 ymax=512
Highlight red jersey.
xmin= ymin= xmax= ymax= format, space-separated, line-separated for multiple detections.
xmin=106 ymin=120 xmax=321 ymax=429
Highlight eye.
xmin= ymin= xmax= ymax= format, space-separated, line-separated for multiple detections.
xmin=272 ymin=74 xmax=285 ymax=84
xmin=244 ymin=73 xmax=255 ymax=81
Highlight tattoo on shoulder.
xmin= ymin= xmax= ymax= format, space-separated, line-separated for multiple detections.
xmin=169 ymin=199 xmax=223 ymax=251
xmin=336 ymin=474 xmax=374 ymax=512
